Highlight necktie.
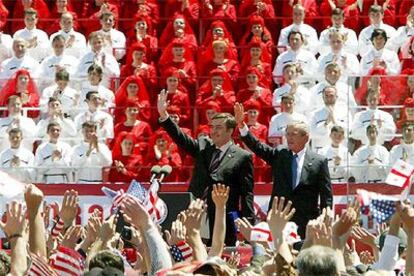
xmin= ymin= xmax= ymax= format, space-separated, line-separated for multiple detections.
xmin=209 ymin=148 xmax=222 ymax=173
xmin=291 ymin=153 xmax=298 ymax=189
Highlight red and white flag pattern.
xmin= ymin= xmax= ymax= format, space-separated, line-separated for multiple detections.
xmin=50 ymin=246 xmax=85 ymax=276
xmin=51 ymin=217 xmax=64 ymax=239
xmin=250 ymin=222 xmax=273 ymax=242
xmin=27 ymin=253 xmax=58 ymax=276
xmin=283 ymin=222 xmax=301 ymax=245
xmin=145 ymin=180 xmax=168 ymax=224
xmin=385 ymin=159 xmax=414 ymax=189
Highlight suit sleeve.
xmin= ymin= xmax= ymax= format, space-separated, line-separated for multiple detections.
xmin=241 ymin=131 xmax=277 ymax=165
xmin=159 ymin=117 xmax=199 ymax=156
xmin=318 ymin=157 xmax=333 ymax=210
xmin=239 ymin=153 xmax=255 ymax=223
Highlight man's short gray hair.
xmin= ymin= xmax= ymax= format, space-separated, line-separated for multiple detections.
xmin=286 ymin=120 xmax=309 ymax=135
xmin=296 ymin=246 xmax=338 ymax=276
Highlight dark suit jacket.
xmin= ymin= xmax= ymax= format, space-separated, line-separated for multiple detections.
xmin=160 ymin=117 xmax=255 ymax=220
xmin=241 ymin=131 xmax=332 ymax=235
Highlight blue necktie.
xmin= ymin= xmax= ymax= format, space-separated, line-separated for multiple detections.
xmin=291 ymin=154 xmax=298 ymax=189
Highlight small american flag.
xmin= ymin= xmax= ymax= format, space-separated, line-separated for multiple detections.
xmin=127 ymin=180 xmax=148 ymax=204
xmin=50 ymin=246 xmax=85 ymax=276
xmin=356 ymin=189 xmax=398 ymax=224
xmin=170 ymin=241 xmax=193 ymax=262
xmin=27 ymin=253 xmax=58 ymax=276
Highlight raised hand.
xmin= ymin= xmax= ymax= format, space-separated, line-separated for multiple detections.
xmin=234 ymin=102 xmax=246 ymax=128
xmin=157 ymin=89 xmax=170 ymax=120
xmin=235 ymin=217 xmax=253 ymax=242
xmin=164 ymin=219 xmax=187 ymax=246
xmin=59 ymin=190 xmax=79 ymax=227
xmin=0 ymin=201 xmax=26 ymax=237
xmin=61 ymin=225 xmax=83 ymax=249
xmin=181 ymin=199 xmax=206 ymax=236
xmin=25 ymin=184 xmax=44 ymax=218
xmin=120 ymin=195 xmax=152 ymax=230
xmin=396 ymin=200 xmax=414 ymax=234
xmin=211 ymin=184 xmax=229 ymax=210
xmin=267 ymin=196 xmax=296 ymax=235
xmin=352 ymin=226 xmax=377 ymax=247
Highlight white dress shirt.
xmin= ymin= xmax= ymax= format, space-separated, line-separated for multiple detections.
xmin=40 ymin=84 xmax=80 ymax=117
xmin=351 ymin=144 xmax=389 ymax=183
xmin=13 ymin=27 xmax=50 ymax=62
xmin=98 ymin=28 xmax=126 ymax=60
xmin=0 ymin=55 xmax=39 ymax=86
xmin=50 ymin=29 xmax=87 ymax=59
xmin=317 ymin=51 xmax=360 ymax=82
xmin=71 ymin=140 xmax=112 ymax=183
xmin=268 ymin=112 xmax=307 ymax=146
xmin=277 ymin=23 xmax=319 ymax=55
xmin=318 ymin=25 xmax=358 ymax=56
xmin=360 ymin=48 xmax=401 ymax=76
xmin=36 ymin=117 xmax=78 ymax=144
xmin=358 ymin=22 xmax=396 ymax=57
xmin=37 ymin=54 xmax=79 ymax=90
xmin=351 ymin=108 xmax=396 ymax=145
xmin=74 ymin=109 xmax=114 ymax=140
xmin=79 ymin=83 xmax=115 ymax=111
xmin=35 ymin=141 xmax=73 ymax=183
xmin=0 ymin=33 xmax=13 ymax=63
xmin=0 ymin=115 xmax=36 ymax=152
xmin=291 ymin=147 xmax=306 ymax=189
xmin=388 ymin=25 xmax=414 ymax=54
xmin=272 ymin=83 xmax=310 ymax=116
xmin=0 ymin=147 xmax=35 ymax=183
xmin=389 ymin=142 xmax=414 ymax=167
xmin=319 ymin=144 xmax=351 ymax=182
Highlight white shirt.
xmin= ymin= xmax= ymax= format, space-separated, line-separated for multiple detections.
xmin=36 ymin=116 xmax=78 ymax=144
xmin=358 ymin=22 xmax=396 ymax=56
xmin=79 ymin=83 xmax=115 ymax=111
xmin=74 ymin=109 xmax=114 ymax=140
xmin=0 ymin=55 xmax=39 ymax=86
xmin=317 ymin=51 xmax=360 ymax=83
xmin=351 ymin=108 xmax=396 ymax=145
xmin=351 ymin=144 xmax=389 ymax=183
xmin=268 ymin=112 xmax=307 ymax=146
xmin=277 ymin=23 xmax=319 ymax=55
xmin=98 ymin=28 xmax=126 ymax=60
xmin=318 ymin=25 xmax=358 ymax=56
xmin=50 ymin=29 xmax=87 ymax=59
xmin=360 ymin=48 xmax=401 ymax=76
xmin=0 ymin=33 xmax=13 ymax=63
xmin=291 ymin=147 xmax=306 ymax=189
xmin=71 ymin=140 xmax=112 ymax=183
xmin=40 ymin=84 xmax=80 ymax=117
xmin=13 ymin=27 xmax=50 ymax=62
xmin=371 ymin=235 xmax=401 ymax=273
xmin=75 ymin=50 xmax=120 ymax=88
xmin=272 ymin=49 xmax=318 ymax=86
xmin=388 ymin=25 xmax=414 ymax=54
xmin=319 ymin=144 xmax=351 ymax=182
xmin=0 ymin=115 xmax=36 ymax=152
xmin=0 ymin=147 xmax=35 ymax=183
xmin=35 ymin=141 xmax=73 ymax=183
xmin=389 ymin=142 xmax=414 ymax=167
xmin=272 ymin=83 xmax=310 ymax=116
xmin=37 ymin=54 xmax=79 ymax=90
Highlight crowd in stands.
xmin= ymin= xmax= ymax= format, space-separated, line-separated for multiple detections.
xmin=0 ymin=0 xmax=413 ymax=184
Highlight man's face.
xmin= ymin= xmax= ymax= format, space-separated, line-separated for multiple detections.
xmin=48 ymin=100 xmax=62 ymax=114
xmin=367 ymin=128 xmax=378 ymax=144
xmin=372 ymin=35 xmax=386 ymax=50
xmin=48 ymin=125 xmax=61 ymax=140
xmin=8 ymin=98 xmax=22 ymax=114
xmin=281 ymin=98 xmax=294 ymax=113
xmin=170 ymin=113 xmax=180 ymax=124
xmin=210 ymin=118 xmax=232 ymax=147
xmin=24 ymin=14 xmax=37 ymax=29
xmin=101 ymin=15 xmax=115 ymax=31
xmin=288 ymin=33 xmax=303 ymax=51
xmin=283 ymin=66 xmax=297 ymax=81
xmin=83 ymin=126 xmax=97 ymax=141
xmin=91 ymin=36 xmax=104 ymax=52
xmin=329 ymin=35 xmax=343 ymax=52
xmin=9 ymin=132 xmax=22 ymax=148
xmin=88 ymin=93 xmax=102 ymax=108
xmin=286 ymin=125 xmax=308 ymax=153
xmin=56 ymin=79 xmax=68 ymax=90
xmin=60 ymin=15 xmax=74 ymax=32
xmin=13 ymin=41 xmax=27 ymax=58
xmin=369 ymin=11 xmax=383 ymax=25
xmin=88 ymin=70 xmax=101 ymax=85
xmin=325 ymin=67 xmax=341 ymax=84
xmin=323 ymin=88 xmax=337 ymax=105
xmin=52 ymin=39 xmax=65 ymax=56
xmin=406 ymin=107 xmax=414 ymax=120
xmin=330 ymin=131 xmax=344 ymax=145
xmin=403 ymin=125 xmax=414 ymax=144
xmin=292 ymin=8 xmax=305 ymax=23
xmin=331 ymin=14 xmax=344 ymax=26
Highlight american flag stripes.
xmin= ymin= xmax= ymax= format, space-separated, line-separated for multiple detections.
xmin=50 ymin=246 xmax=85 ymax=276
xmin=51 ymin=217 xmax=64 ymax=239
xmin=356 ymin=189 xmax=398 ymax=224
xmin=170 ymin=241 xmax=193 ymax=262
xmin=27 ymin=253 xmax=58 ymax=276
xmin=250 ymin=222 xmax=273 ymax=242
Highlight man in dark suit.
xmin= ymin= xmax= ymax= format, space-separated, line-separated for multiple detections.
xmin=157 ymin=90 xmax=255 ymax=245
xmin=235 ymin=102 xmax=332 ymax=239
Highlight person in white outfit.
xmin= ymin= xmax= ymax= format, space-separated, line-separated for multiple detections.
xmin=358 ymin=5 xmax=396 ymax=57
xmin=272 ymin=63 xmax=310 ymax=116
xmin=74 ymin=91 xmax=114 ymax=140
xmin=389 ymin=122 xmax=414 ymax=167
xmin=352 ymin=124 xmax=390 ymax=183
xmin=277 ymin=4 xmax=319 ymax=55
xmin=75 ymin=31 xmax=120 ymax=88
xmin=388 ymin=7 xmax=414 ymax=54
xmin=0 ymin=128 xmax=35 ymax=183
xmin=35 ymin=122 xmax=73 ymax=183
xmin=319 ymin=8 xmax=358 ymax=56
xmin=0 ymin=31 xmax=13 ymax=63
xmin=37 ymin=34 xmax=79 ymax=91
xmin=351 ymin=89 xmax=396 ymax=145
xmin=98 ymin=12 xmax=126 ymax=61
xmin=360 ymin=28 xmax=401 ymax=76
xmin=71 ymin=121 xmax=112 ymax=183
xmin=268 ymin=94 xmax=307 ymax=146
xmin=319 ymin=125 xmax=352 ymax=183
xmin=273 ymin=30 xmax=317 ymax=87
xmin=13 ymin=8 xmax=50 ymax=62
xmin=49 ymin=12 xmax=87 ymax=59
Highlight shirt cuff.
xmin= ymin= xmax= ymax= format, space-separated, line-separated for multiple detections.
xmin=159 ymin=115 xmax=169 ymax=123
xmin=239 ymin=125 xmax=249 ymax=137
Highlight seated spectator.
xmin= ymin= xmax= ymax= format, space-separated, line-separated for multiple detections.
xmin=81 ymin=0 xmax=119 ymax=37
xmin=200 ymin=20 xmax=237 ymax=58
xmin=74 ymin=91 xmax=114 ymax=140
xmin=309 ymin=63 xmax=356 ymax=115
xmin=0 ymin=38 xmax=39 ymax=84
xmin=273 ymin=30 xmax=317 ymax=87
xmin=0 ymin=69 xmax=40 ymax=118
xmin=166 ymin=104 xmax=192 ymax=156
xmin=201 ymin=0 xmax=237 ymax=31
xmin=37 ymin=34 xmax=79 ymax=91
xmin=120 ymin=42 xmax=157 ymax=91
xmin=36 ymin=97 xmax=77 ymax=144
xmin=352 ymin=124 xmax=390 ymax=183
xmin=360 ymin=29 xmax=400 ymax=76
xmin=317 ymin=31 xmax=360 ymax=83
xmin=0 ymin=128 xmax=35 ymax=183
xmin=401 ymin=37 xmax=414 ymax=71
xmin=120 ymin=0 xmax=160 ymax=34
xmin=0 ymin=96 xmax=36 ymax=152
xmin=71 ymin=120 xmax=112 ymax=183
xmin=163 ymin=0 xmax=199 ymax=24
xmin=75 ymin=31 xmax=120 ymax=88
xmin=310 ymin=86 xmax=351 ymax=152
xmin=40 ymin=70 xmax=79 ymax=118
xmin=351 ymin=89 xmax=396 ymax=146
xmin=360 ymin=0 xmax=397 ymax=27
xmin=319 ymin=2 xmax=360 ymax=32
xmin=195 ymin=69 xmax=235 ymax=113
xmin=398 ymin=97 xmax=414 ymax=130
xmin=114 ymin=75 xmax=151 ymax=124
xmin=97 ymin=12 xmax=126 ymax=61
xmin=319 ymin=125 xmax=352 ymax=183
xmin=108 ymin=131 xmax=143 ymax=183
xmin=238 ymin=0 xmax=275 ymax=19
xmin=277 ymin=4 xmax=319 ymax=55
xmin=388 ymin=6 xmax=414 ymax=54
xmin=239 ymin=15 xmax=274 ymax=58
xmin=49 ymin=12 xmax=87 ymax=59
xmin=197 ymin=99 xmax=221 ymax=127
xmin=79 ymin=64 xmax=115 ymax=112
xmin=0 ymin=29 xmax=12 ymax=64
xmin=273 ymin=64 xmax=310 ymax=116
xmin=398 ymin=0 xmax=414 ymax=25
xmin=358 ymin=5 xmax=396 ymax=57
xmin=159 ymin=14 xmax=198 ymax=53
xmin=389 ymin=122 xmax=414 ymax=166
xmin=11 ymin=0 xmax=50 ymax=34
xmin=237 ymin=66 xmax=273 ymax=124
xmin=35 ymin=122 xmax=73 ymax=183
xmin=45 ymin=0 xmax=78 ymax=35
xmin=268 ymin=94 xmax=307 ymax=146
xmin=13 ymin=8 xmax=50 ymax=62
xmin=0 ymin=0 xmax=7 ymax=32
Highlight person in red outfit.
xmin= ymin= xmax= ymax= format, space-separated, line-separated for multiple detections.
xmin=159 ymin=14 xmax=198 ymax=53
xmin=0 ymin=0 xmax=8 ymax=32
xmin=237 ymin=66 xmax=273 ymax=123
xmin=401 ymin=69 xmax=414 ymax=101
xmin=0 ymin=69 xmax=39 ymax=118
xmin=197 ymin=100 xmax=221 ymax=126
xmin=200 ymin=20 xmax=237 ymax=58
xmin=196 ymin=69 xmax=235 ymax=113
xmin=280 ymin=0 xmax=322 ymax=29
xmin=81 ymin=0 xmax=119 ymax=37
xmin=402 ymin=37 xmax=414 ymax=71
xmin=11 ymin=0 xmax=51 ymax=34
xmin=159 ymin=40 xmax=197 ymax=93
xmin=120 ymin=42 xmax=157 ymax=94
xmin=201 ymin=0 xmax=237 ymax=32
xmin=109 ymin=131 xmax=144 ymax=183
xmin=360 ymin=0 xmax=396 ymax=27
xmin=163 ymin=0 xmax=200 ymax=26
xmin=240 ymin=38 xmax=272 ymax=87
xmin=239 ymin=15 xmax=274 ymax=58
xmin=46 ymin=0 xmax=78 ymax=35
xmin=114 ymin=75 xmax=151 ymax=125
xmin=398 ymin=0 xmax=414 ymax=25
xmin=398 ymin=97 xmax=414 ymax=129
xmin=319 ymin=0 xmax=359 ymax=30
xmin=119 ymin=0 xmax=160 ymax=35
xmin=198 ymin=39 xmax=240 ymax=85
xmin=238 ymin=0 xmax=275 ymax=19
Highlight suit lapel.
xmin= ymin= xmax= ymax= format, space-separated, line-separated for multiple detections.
xmin=218 ymin=145 xmax=236 ymax=169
